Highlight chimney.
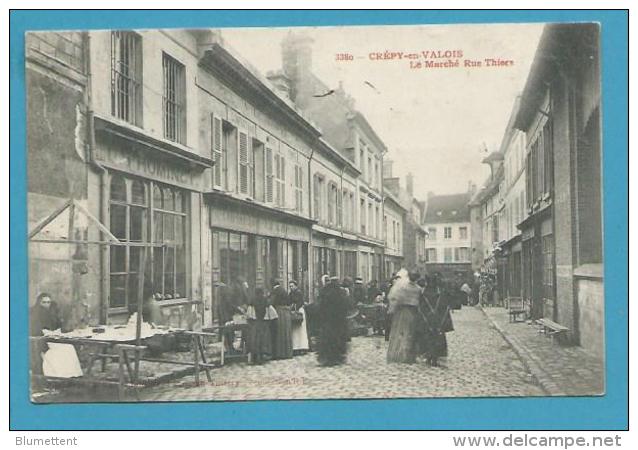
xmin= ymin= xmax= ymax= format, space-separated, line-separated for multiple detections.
xmin=406 ymin=172 xmax=414 ymax=197
xmin=266 ymin=70 xmax=292 ymax=100
xmin=281 ymin=32 xmax=314 ymax=104
xmin=384 ymin=178 xmax=400 ymax=197
xmin=468 ymin=181 xmax=477 ymax=195
xmin=427 ymin=191 xmax=435 ymax=199
xmin=383 ymin=159 xmax=394 ymax=178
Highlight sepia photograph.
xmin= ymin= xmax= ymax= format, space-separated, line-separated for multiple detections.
xmin=25 ymin=21 xmax=605 ymax=404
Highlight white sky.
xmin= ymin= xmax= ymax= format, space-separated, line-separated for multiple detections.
xmin=222 ymin=23 xmax=544 ymax=197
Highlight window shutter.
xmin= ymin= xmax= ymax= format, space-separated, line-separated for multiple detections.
xmin=274 ymin=153 xmax=281 ymax=205
xmin=265 ymin=147 xmax=274 ymax=203
xmin=211 ymin=116 xmax=222 ymax=188
xmin=279 ymin=155 xmax=286 ymax=206
xmin=239 ymin=131 xmax=249 ymax=194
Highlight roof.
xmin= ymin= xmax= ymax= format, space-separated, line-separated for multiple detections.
xmin=514 ymin=23 xmax=599 ymax=130
xmin=468 ymin=164 xmax=504 ymax=206
xmin=423 ymin=192 xmax=472 ymax=224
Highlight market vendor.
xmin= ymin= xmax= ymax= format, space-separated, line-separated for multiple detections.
xmin=30 ymin=292 xmax=62 ymax=336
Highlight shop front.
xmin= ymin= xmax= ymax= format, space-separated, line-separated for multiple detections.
xmin=94 ymin=117 xmax=210 ymax=327
xmin=206 ymin=191 xmax=313 ymax=325
xmin=519 ymin=207 xmax=555 ymax=321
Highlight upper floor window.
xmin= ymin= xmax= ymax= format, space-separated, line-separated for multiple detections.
xmin=294 ymin=164 xmax=304 ymax=213
xmin=274 ymin=153 xmax=286 ymax=207
xmin=111 ymin=31 xmax=142 ymax=126
xmin=327 ymin=182 xmax=338 ymax=225
xmin=360 ymin=198 xmax=366 ymax=234
xmin=444 ymin=226 xmax=452 ymax=239
xmin=526 ymin=118 xmax=553 ymax=208
xmin=313 ymin=174 xmax=325 ymax=221
xmin=162 ymin=53 xmax=186 ymax=144
xmin=459 ymin=226 xmax=468 ymax=240
xmin=238 ymin=130 xmax=254 ymax=197
xmin=427 ymin=227 xmax=437 ymax=240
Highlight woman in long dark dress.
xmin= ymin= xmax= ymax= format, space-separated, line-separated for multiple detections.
xmin=317 ymin=276 xmax=349 ymax=366
xmin=270 ymin=278 xmax=293 ymax=359
xmin=419 ymin=274 xmax=454 ymax=366
xmin=386 ymin=271 xmax=422 ymax=364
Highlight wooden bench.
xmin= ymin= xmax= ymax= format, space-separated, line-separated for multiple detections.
xmin=536 ymin=318 xmax=570 ymax=343
xmin=506 ymin=297 xmax=528 ymax=323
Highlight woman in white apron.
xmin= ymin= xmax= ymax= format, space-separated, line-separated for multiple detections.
xmin=288 ymin=280 xmax=309 ymax=352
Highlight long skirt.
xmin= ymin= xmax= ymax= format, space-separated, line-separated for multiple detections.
xmin=317 ymin=321 xmax=348 ymax=366
xmin=291 ymin=307 xmax=310 ymax=351
xmin=246 ymin=319 xmax=272 ymax=362
xmin=272 ymin=306 xmax=293 ymax=359
xmin=418 ymin=331 xmax=448 ymax=359
xmin=387 ymin=305 xmax=419 ymax=364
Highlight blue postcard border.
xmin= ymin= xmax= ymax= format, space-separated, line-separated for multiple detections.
xmin=9 ymin=9 xmax=628 ymax=430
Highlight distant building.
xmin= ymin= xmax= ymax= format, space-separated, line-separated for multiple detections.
xmin=422 ymin=191 xmax=473 ymax=279
xmin=384 ymin=164 xmax=427 ymax=274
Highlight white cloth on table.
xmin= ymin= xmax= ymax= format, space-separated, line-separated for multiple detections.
xmin=42 ymin=343 xmax=83 ymax=378
xmin=291 ymin=306 xmax=309 ymax=351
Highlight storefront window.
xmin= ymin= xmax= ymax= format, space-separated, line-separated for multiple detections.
xmin=108 ymin=174 xmax=188 ymax=310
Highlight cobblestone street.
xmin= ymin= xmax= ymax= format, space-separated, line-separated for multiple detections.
xmin=140 ymin=306 xmax=544 ymax=402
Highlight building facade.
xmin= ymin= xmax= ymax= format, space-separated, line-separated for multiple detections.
xmin=280 ymin=33 xmax=387 ymax=286
xmin=422 ymin=192 xmax=473 ymax=279
xmin=383 ymin=191 xmax=406 ymax=278
xmin=514 ymin=24 xmax=603 ymax=356
xmin=28 ymin=28 xmax=407 ymax=330
xmin=384 ymin=167 xmax=427 ymax=274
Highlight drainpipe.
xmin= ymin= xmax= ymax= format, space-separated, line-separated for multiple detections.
xmin=83 ymin=32 xmax=108 ymax=324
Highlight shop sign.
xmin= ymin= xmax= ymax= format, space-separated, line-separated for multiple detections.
xmin=97 ymin=144 xmax=202 ymax=190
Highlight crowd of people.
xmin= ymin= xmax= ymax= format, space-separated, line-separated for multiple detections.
xmin=29 ymin=270 xmax=472 ymax=372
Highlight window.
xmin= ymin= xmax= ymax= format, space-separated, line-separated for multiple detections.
xmin=336 ymin=186 xmax=343 ymax=227
xmin=368 ymin=156 xmax=373 ymax=184
xmin=162 ymin=53 xmax=186 ymax=144
xmin=426 ymin=248 xmax=436 ymax=263
xmin=111 ymin=31 xmax=142 ymax=126
xmin=360 ymin=198 xmax=366 ymax=234
xmin=152 ymin=184 xmax=187 ymax=301
xmin=492 ymin=215 xmax=499 ymax=243
xmin=368 ymin=202 xmax=374 ymax=236
xmin=459 ymin=226 xmax=468 ymax=240
xmin=274 ymin=153 xmax=286 ymax=207
xmin=313 ymin=174 xmax=324 ymax=221
xmin=265 ymin=147 xmax=274 ymax=203
xmin=542 ymin=234 xmax=554 ymax=301
xmin=294 ymin=164 xmax=304 ymax=213
xmin=458 ymin=247 xmax=470 ymax=262
xmin=444 ymin=227 xmax=452 ymax=239
xmin=427 ymin=227 xmax=437 ymax=240
xmin=444 ymin=248 xmax=453 ymax=263
xmin=238 ymin=130 xmax=253 ymax=197
xmin=109 ymin=175 xmax=188 ymax=310
xmin=327 ymin=182 xmax=337 ymax=225
xmin=526 ymin=118 xmax=553 ymax=209
xmin=211 ymin=116 xmax=225 ymax=189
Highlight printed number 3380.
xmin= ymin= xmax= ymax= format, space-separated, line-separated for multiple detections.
xmin=335 ymin=53 xmax=354 ymax=61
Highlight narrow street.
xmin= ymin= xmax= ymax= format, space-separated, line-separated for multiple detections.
xmin=140 ymin=307 xmax=544 ymax=402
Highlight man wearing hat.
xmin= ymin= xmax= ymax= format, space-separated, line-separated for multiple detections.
xmin=352 ymin=277 xmax=366 ymax=305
